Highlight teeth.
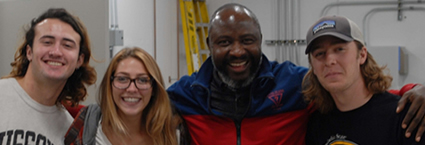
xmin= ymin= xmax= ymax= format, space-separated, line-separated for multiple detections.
xmin=123 ymin=98 xmax=140 ymax=103
xmin=230 ymin=61 xmax=246 ymax=66
xmin=47 ymin=61 xmax=62 ymax=66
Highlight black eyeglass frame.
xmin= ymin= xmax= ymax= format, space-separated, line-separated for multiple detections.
xmin=110 ymin=76 xmax=154 ymax=90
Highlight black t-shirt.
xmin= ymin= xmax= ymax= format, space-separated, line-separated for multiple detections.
xmin=306 ymin=91 xmax=424 ymax=145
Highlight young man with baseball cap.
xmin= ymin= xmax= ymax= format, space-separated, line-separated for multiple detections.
xmin=303 ymin=15 xmax=424 ymax=144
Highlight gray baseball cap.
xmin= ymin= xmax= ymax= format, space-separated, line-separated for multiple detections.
xmin=305 ymin=15 xmax=365 ymax=54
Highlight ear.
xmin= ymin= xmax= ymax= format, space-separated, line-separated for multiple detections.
xmin=77 ymin=53 xmax=84 ymax=68
xmin=206 ymin=37 xmax=210 ymax=51
xmin=308 ymin=54 xmax=315 ymax=73
xmin=260 ymin=33 xmax=263 ymax=44
xmin=311 ymin=65 xmax=317 ymax=76
xmin=359 ymin=46 xmax=367 ymax=65
xmin=26 ymin=45 xmax=33 ymax=62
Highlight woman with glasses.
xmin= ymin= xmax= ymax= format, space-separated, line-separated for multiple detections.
xmin=65 ymin=47 xmax=179 ymax=145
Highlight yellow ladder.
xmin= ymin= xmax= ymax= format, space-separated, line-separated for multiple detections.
xmin=179 ymin=0 xmax=209 ymax=75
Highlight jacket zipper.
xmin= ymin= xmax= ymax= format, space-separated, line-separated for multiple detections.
xmin=199 ymin=79 xmax=256 ymax=145
xmin=235 ymin=120 xmax=241 ymax=145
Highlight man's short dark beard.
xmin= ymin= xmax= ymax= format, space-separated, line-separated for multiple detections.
xmin=214 ymin=56 xmax=262 ymax=90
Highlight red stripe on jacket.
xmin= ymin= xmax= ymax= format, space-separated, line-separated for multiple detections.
xmin=184 ymin=104 xmax=314 ymax=145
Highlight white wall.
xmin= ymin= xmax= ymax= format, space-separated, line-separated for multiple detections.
xmin=112 ymin=0 xmax=154 ymax=55
xmin=113 ymin=0 xmax=178 ymax=89
xmin=155 ymin=0 xmax=179 ymax=88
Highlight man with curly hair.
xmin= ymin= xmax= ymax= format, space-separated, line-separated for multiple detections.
xmin=0 ymin=8 xmax=96 ymax=144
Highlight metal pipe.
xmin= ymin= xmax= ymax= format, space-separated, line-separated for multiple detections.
xmin=284 ymin=0 xmax=289 ymax=62
xmin=398 ymin=0 xmax=403 ymax=21
xmin=108 ymin=0 xmax=114 ymax=59
xmin=321 ymin=1 xmax=424 ymax=16
xmin=276 ymin=0 xmax=281 ymax=62
xmin=109 ymin=0 xmax=114 ymax=28
xmin=289 ymin=0 xmax=294 ymax=63
xmin=114 ymin=0 xmax=119 ymax=28
xmin=363 ymin=6 xmax=425 ymax=45
xmin=291 ymin=0 xmax=295 ymax=41
xmin=273 ymin=0 xmax=302 ymax=64
xmin=294 ymin=0 xmax=300 ymax=65
xmin=109 ymin=0 xmax=119 ymax=59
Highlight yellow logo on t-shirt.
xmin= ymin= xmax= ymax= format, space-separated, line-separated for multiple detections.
xmin=329 ymin=140 xmax=357 ymax=145
xmin=326 ymin=134 xmax=358 ymax=145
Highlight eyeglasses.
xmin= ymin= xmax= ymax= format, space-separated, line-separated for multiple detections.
xmin=111 ymin=76 xmax=153 ymax=90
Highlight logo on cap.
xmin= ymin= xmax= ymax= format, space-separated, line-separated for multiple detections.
xmin=313 ymin=20 xmax=335 ymax=34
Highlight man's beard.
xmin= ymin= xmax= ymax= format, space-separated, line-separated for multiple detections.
xmin=213 ymin=56 xmax=262 ymax=90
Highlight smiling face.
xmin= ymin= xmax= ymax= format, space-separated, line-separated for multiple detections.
xmin=26 ymin=18 xmax=83 ymax=82
xmin=309 ymin=36 xmax=367 ymax=93
xmin=208 ymin=6 xmax=262 ymax=88
xmin=112 ymin=57 xmax=152 ymax=118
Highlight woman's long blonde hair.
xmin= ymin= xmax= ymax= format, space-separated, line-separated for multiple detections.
xmin=98 ymin=47 xmax=178 ymax=145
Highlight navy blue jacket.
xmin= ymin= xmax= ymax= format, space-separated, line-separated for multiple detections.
xmin=167 ymin=55 xmax=313 ymax=145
